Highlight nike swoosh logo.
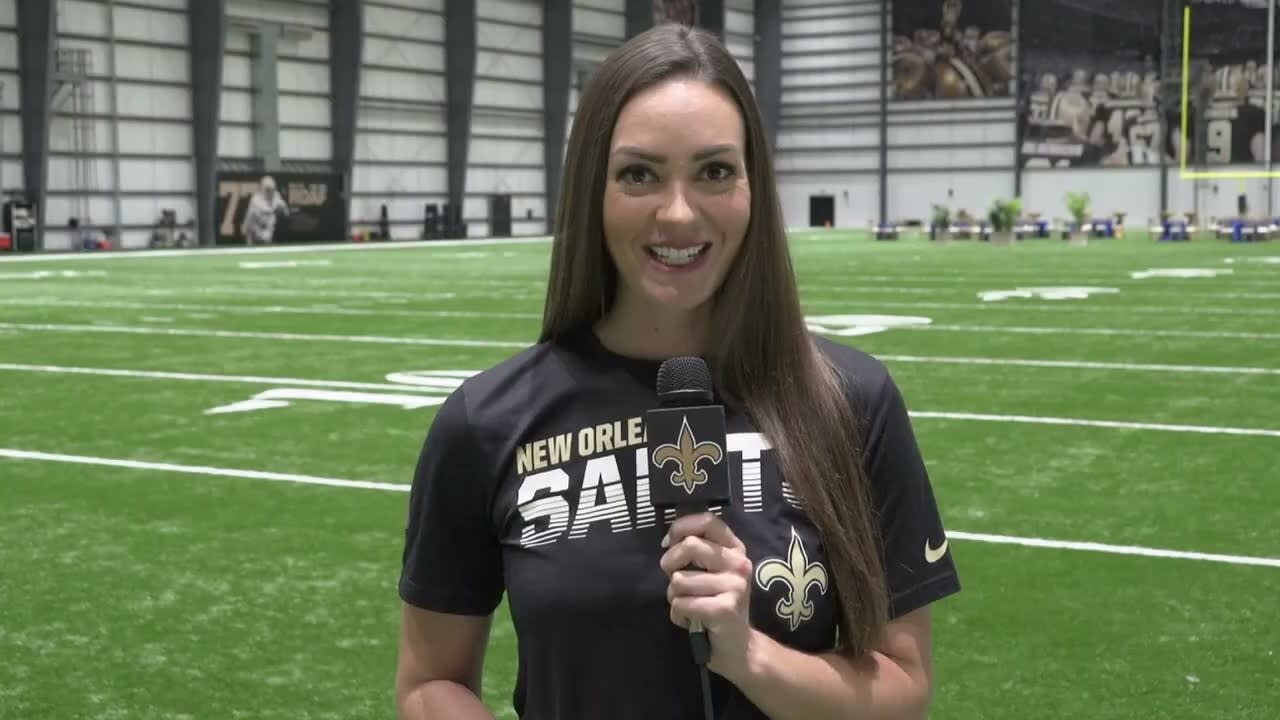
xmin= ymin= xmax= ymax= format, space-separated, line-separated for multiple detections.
xmin=925 ymin=538 xmax=949 ymax=564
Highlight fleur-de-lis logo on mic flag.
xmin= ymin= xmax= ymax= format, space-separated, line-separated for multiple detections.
xmin=755 ymin=527 xmax=830 ymax=631
xmin=652 ymin=416 xmax=724 ymax=494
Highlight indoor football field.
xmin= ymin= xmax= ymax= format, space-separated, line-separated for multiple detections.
xmin=1 ymin=231 xmax=1278 ymax=719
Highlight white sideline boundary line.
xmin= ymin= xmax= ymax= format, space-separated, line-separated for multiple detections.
xmin=0 ymin=322 xmax=530 ymax=349
xmin=0 ymin=363 xmax=448 ymax=393
xmin=0 ymin=236 xmax=556 ymax=263
xmin=802 ymin=298 xmax=1280 ymax=317
xmin=3 ymin=447 xmax=1277 ymax=569
xmin=4 ymin=298 xmax=541 ymax=320
xmin=915 ymin=324 xmax=1280 ymax=341
xmin=880 ymin=354 xmax=1280 ymax=376
xmin=910 ymin=411 xmax=1280 ymax=438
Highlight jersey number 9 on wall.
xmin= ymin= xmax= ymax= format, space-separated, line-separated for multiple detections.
xmin=216 ymin=171 xmax=345 ymax=245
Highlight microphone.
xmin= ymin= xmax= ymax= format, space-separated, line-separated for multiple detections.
xmin=646 ymin=356 xmax=732 ymax=670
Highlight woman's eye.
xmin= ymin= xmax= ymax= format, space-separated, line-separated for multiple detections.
xmin=703 ymin=162 xmax=736 ymax=182
xmin=617 ymin=165 xmax=654 ymax=185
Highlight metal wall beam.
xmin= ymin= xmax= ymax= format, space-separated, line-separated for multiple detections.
xmin=16 ymin=0 xmax=56 ymax=250
xmin=753 ymin=0 xmax=781 ymax=150
xmin=445 ymin=0 xmax=476 ymax=236
xmin=543 ymin=0 xmax=571 ymax=231
xmin=625 ymin=0 xmax=651 ymax=38
xmin=1013 ymin=0 xmax=1023 ymax=198
xmin=252 ymin=26 xmax=282 ymax=172
xmin=1158 ymin=0 xmax=1171 ymax=218
xmin=698 ymin=0 xmax=724 ymax=39
xmin=330 ymin=0 xmax=362 ymax=243
xmin=189 ymin=0 xmax=225 ymax=247
xmin=877 ymin=0 xmax=889 ymax=225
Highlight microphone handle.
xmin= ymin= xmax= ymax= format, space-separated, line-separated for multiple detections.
xmin=676 ymin=502 xmax=713 ymax=666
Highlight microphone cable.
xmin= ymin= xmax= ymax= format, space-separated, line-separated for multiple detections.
xmin=691 ymin=621 xmax=714 ymax=720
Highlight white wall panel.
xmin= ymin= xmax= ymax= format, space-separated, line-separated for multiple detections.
xmin=0 ymin=31 xmax=17 ymax=68
xmin=1 ymin=117 xmax=19 ymax=153
xmin=227 ymin=0 xmax=327 ymax=29
xmin=120 ymin=195 xmax=194 ymax=226
xmin=1 ymin=161 xmax=22 ymax=187
xmin=369 ymin=0 xmax=444 ymax=11
xmin=117 ymin=84 xmax=190 ymax=119
xmin=726 ymin=7 xmax=753 ymax=35
xmin=787 ymin=68 xmax=879 ymax=88
xmin=112 ymin=5 xmax=187 ymax=41
xmin=278 ymin=59 xmax=330 ymax=94
xmin=476 ymin=49 xmax=540 ymax=82
xmin=223 ymin=55 xmax=252 ymax=88
xmin=466 ymin=167 xmax=543 ymax=194
xmin=354 ymin=164 xmax=447 ymax=193
xmin=778 ymin=176 xmax=879 ymax=228
xmin=115 ymin=46 xmax=189 ymax=83
xmin=280 ymin=128 xmax=331 ymax=160
xmin=220 ymin=90 xmax=253 ymax=123
xmin=118 ymin=121 xmax=191 ymax=155
xmin=576 ymin=0 xmax=623 ymax=12
xmin=574 ymin=7 xmax=623 ymax=37
xmin=362 ymin=68 xmax=445 ymax=102
xmin=357 ymin=134 xmax=445 ymax=162
xmin=888 ymin=147 xmax=1010 ymax=169
xmin=44 ymin=196 xmax=116 ymax=225
xmin=470 ymin=138 xmax=542 ymax=166
xmin=350 ymin=196 xmax=443 ymax=225
xmin=783 ymin=16 xmax=874 ymax=36
xmin=777 ymin=150 xmax=876 ymax=173
xmin=225 ymin=30 xmax=251 ymax=53
xmin=477 ymin=23 xmax=539 ymax=54
xmin=783 ymin=87 xmax=877 ymax=105
xmin=886 ymin=171 xmax=1014 ymax=223
xmin=357 ymin=107 xmax=446 ymax=133
xmin=888 ymin=124 xmax=1015 ymax=146
xmin=125 ymin=0 xmax=187 ymax=9
xmin=479 ymin=0 xmax=541 ymax=25
xmin=365 ymin=36 xmax=445 ymax=70
xmin=285 ymin=30 xmax=329 ymax=61
xmin=49 ymin=118 xmax=114 ymax=152
xmin=54 ymin=38 xmax=109 ymax=71
xmin=47 ymin=156 xmax=113 ymax=191
xmin=475 ymin=79 xmax=540 ymax=110
xmin=782 ymin=53 xmax=871 ymax=72
xmin=0 ymin=71 xmax=18 ymax=106
xmin=218 ymin=126 xmax=255 ymax=157
xmin=463 ymin=195 xmax=545 ymax=221
xmin=780 ymin=127 xmax=878 ymax=149
xmin=118 ymin=158 xmax=193 ymax=192
xmin=0 ymin=0 xmax=14 ymax=27
xmin=365 ymin=5 xmax=444 ymax=41
xmin=1025 ymin=168 xmax=1160 ymax=225
xmin=473 ymin=114 xmax=540 ymax=138
xmin=784 ymin=35 xmax=876 ymax=55
xmin=59 ymin=0 xmax=110 ymax=36
xmin=280 ymin=95 xmax=330 ymax=127
xmin=1166 ymin=169 xmax=1272 ymax=224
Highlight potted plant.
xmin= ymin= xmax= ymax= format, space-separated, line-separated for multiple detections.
xmin=931 ymin=203 xmax=952 ymax=243
xmin=1065 ymin=191 xmax=1091 ymax=245
xmin=987 ymin=197 xmax=1023 ymax=245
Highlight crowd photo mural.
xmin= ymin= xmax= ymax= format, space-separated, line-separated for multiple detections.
xmin=1019 ymin=0 xmax=1278 ymax=168
xmin=891 ymin=0 xmax=1014 ymax=100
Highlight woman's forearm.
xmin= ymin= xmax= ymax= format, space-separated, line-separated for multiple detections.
xmin=398 ymin=680 xmax=497 ymax=720
xmin=724 ymin=629 xmax=931 ymax=720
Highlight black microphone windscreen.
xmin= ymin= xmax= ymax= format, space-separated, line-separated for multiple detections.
xmin=657 ymin=356 xmax=712 ymax=397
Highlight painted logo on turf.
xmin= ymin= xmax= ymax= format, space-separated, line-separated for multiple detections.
xmin=203 ymin=370 xmax=479 ymax=415
xmin=1129 ymin=268 xmax=1233 ymax=279
xmin=805 ymin=314 xmax=933 ymax=336
xmin=978 ymin=287 xmax=1119 ymax=302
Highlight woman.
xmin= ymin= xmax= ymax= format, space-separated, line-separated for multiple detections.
xmin=396 ymin=23 xmax=959 ymax=720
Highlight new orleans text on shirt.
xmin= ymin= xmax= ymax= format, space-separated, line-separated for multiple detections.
xmin=513 ymin=415 xmax=801 ymax=549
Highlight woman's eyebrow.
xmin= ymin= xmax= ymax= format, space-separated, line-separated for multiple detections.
xmin=611 ymin=144 xmax=738 ymax=163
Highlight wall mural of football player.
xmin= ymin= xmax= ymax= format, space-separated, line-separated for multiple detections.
xmin=891 ymin=0 xmax=1013 ymax=100
xmin=1021 ymin=0 xmax=1278 ymax=168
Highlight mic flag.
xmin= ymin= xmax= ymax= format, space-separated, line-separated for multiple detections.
xmin=646 ymin=357 xmax=732 ymax=511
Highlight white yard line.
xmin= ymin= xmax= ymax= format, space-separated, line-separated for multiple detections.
xmin=910 ymin=411 xmax=1280 ymax=438
xmin=880 ymin=354 xmax=1280 ymax=376
xmin=0 ymin=363 xmax=448 ymax=393
xmin=3 ymin=298 xmax=540 ymax=320
xmin=0 ymin=236 xmax=555 ymax=263
xmin=944 ymin=531 xmax=1280 ymax=569
xmin=802 ymin=299 xmax=1280 ymax=317
xmin=0 ymin=322 xmax=529 ymax=348
xmin=912 ymin=324 xmax=1280 ymax=341
xmin=3 ymin=447 xmax=1277 ymax=569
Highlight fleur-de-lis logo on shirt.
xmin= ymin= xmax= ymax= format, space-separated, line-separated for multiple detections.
xmin=755 ymin=527 xmax=830 ymax=631
xmin=652 ymin=416 xmax=724 ymax=494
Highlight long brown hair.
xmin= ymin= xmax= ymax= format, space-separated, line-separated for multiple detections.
xmin=539 ymin=23 xmax=888 ymax=656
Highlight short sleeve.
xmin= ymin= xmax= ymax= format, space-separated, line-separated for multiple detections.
xmin=861 ymin=370 xmax=960 ymax=619
xmin=398 ymin=388 xmax=505 ymax=615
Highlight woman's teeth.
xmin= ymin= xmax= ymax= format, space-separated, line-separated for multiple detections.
xmin=648 ymin=244 xmax=707 ymax=266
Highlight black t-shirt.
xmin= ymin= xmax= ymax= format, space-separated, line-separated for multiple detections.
xmin=399 ymin=329 xmax=961 ymax=719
